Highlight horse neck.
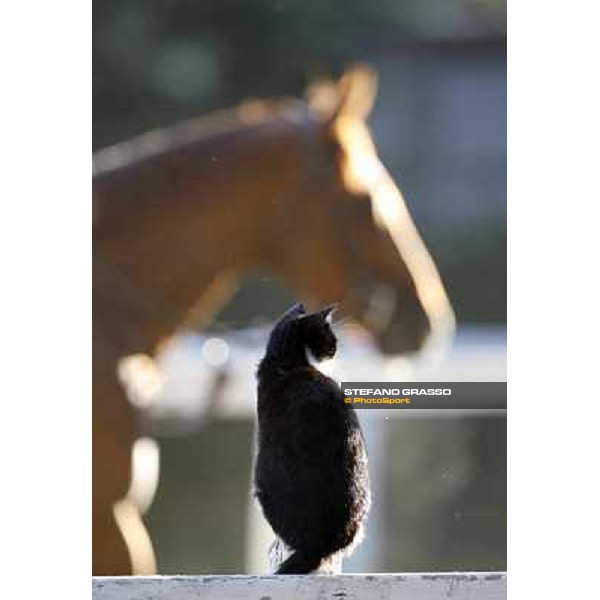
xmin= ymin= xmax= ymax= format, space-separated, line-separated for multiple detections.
xmin=93 ymin=108 xmax=318 ymax=354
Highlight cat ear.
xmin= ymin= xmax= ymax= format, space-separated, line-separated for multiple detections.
xmin=319 ymin=303 xmax=339 ymax=322
xmin=280 ymin=302 xmax=306 ymax=321
xmin=298 ymin=304 xmax=338 ymax=322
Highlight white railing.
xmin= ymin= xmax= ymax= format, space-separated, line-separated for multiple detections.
xmin=93 ymin=573 xmax=507 ymax=599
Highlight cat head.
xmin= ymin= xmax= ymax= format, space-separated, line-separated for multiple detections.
xmin=297 ymin=304 xmax=338 ymax=361
xmin=265 ymin=302 xmax=339 ymax=364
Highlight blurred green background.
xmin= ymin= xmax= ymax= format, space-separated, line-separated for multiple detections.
xmin=94 ymin=0 xmax=506 ymax=574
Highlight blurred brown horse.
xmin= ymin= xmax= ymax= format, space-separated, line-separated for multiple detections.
xmin=93 ymin=66 xmax=454 ymax=574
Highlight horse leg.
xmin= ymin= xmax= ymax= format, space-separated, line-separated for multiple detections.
xmin=92 ymin=365 xmax=138 ymax=575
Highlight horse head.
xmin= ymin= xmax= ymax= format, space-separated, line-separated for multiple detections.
xmin=93 ymin=66 xmax=454 ymax=357
xmin=267 ymin=66 xmax=455 ymax=355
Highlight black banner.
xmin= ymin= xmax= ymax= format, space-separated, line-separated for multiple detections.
xmin=340 ymin=382 xmax=507 ymax=409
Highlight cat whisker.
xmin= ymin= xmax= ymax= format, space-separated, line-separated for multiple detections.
xmin=332 ymin=316 xmax=353 ymax=328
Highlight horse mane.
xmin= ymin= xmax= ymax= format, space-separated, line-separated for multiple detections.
xmin=93 ymin=97 xmax=311 ymax=178
xmin=92 ymin=66 xmax=379 ymax=179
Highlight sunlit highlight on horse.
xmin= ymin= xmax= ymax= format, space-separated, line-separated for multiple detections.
xmin=111 ymin=437 xmax=160 ymax=575
xmin=118 ymin=354 xmax=163 ymax=409
xmin=333 ymin=100 xmax=455 ymax=351
xmin=112 ymin=498 xmax=156 ymax=575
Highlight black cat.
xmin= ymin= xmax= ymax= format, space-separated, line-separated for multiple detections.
xmin=254 ymin=303 xmax=371 ymax=574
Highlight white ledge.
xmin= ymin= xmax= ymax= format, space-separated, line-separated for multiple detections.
xmin=92 ymin=572 xmax=507 ymax=599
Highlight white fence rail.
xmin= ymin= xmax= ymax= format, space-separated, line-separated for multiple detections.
xmin=93 ymin=573 xmax=507 ymax=599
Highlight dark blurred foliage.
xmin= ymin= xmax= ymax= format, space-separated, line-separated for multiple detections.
xmin=384 ymin=417 xmax=506 ymax=570
xmin=93 ymin=0 xmax=505 ymax=147
xmin=94 ymin=0 xmax=506 ymax=324
xmin=147 ymin=421 xmax=254 ymax=573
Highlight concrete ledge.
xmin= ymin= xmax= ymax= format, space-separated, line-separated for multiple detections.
xmin=92 ymin=572 xmax=507 ymax=599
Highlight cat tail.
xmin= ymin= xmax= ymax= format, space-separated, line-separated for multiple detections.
xmin=275 ymin=550 xmax=323 ymax=574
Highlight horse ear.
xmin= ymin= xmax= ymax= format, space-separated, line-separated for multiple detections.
xmin=307 ymin=65 xmax=378 ymax=123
